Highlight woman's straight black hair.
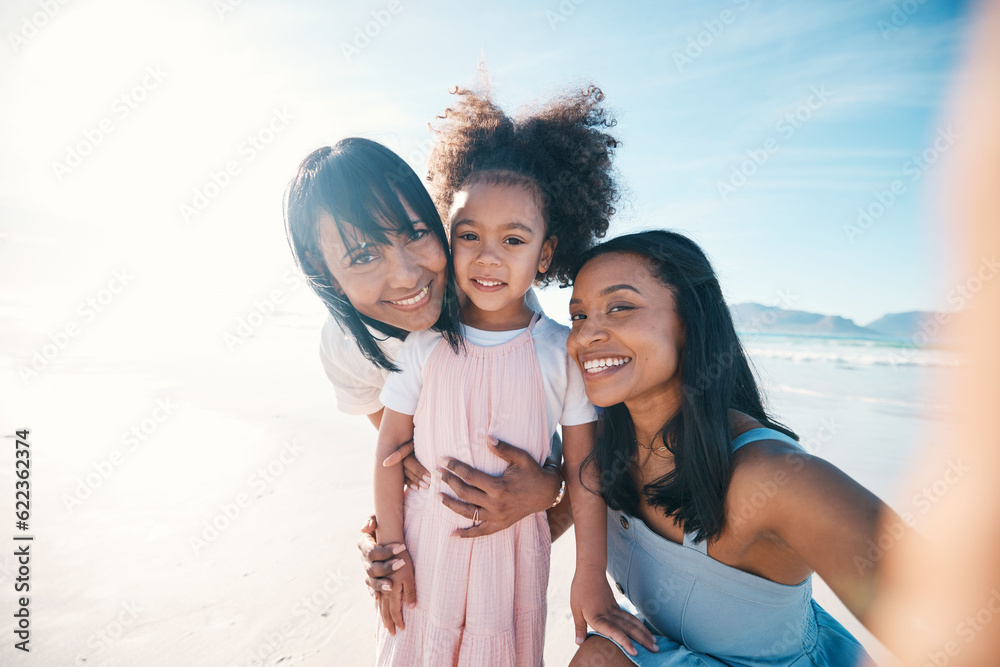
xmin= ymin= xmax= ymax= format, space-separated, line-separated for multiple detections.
xmin=577 ymin=230 xmax=797 ymax=543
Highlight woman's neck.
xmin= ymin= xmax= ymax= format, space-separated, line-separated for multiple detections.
xmin=460 ymin=296 xmax=534 ymax=331
xmin=625 ymin=385 xmax=683 ymax=449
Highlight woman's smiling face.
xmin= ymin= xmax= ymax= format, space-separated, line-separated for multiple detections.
xmin=567 ymin=251 xmax=686 ymax=410
xmin=317 ymin=197 xmax=448 ymax=333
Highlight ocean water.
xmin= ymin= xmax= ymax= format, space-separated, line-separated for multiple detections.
xmin=738 ymin=332 xmax=960 ymax=510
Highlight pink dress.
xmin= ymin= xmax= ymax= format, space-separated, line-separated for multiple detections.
xmin=376 ymin=314 xmax=551 ymax=666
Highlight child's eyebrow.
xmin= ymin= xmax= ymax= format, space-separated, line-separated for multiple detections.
xmin=452 ymin=219 xmax=536 ymax=236
xmin=502 ymin=221 xmax=536 ymax=236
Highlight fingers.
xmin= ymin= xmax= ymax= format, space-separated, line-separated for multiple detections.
xmin=438 ymin=492 xmax=479 ymax=521
xmin=572 ymin=604 xmax=588 ymax=646
xmin=451 ymin=520 xmax=500 ymax=538
xmin=439 ymin=456 xmax=498 ymax=492
xmin=361 ymin=540 xmax=403 ymax=564
xmin=361 ymin=537 xmax=407 ymax=597
xmin=388 ymin=586 xmax=406 ymax=632
xmin=615 ymin=609 xmax=657 ymax=653
xmin=370 ymin=577 xmax=393 ymax=598
xmin=366 ymin=554 xmax=406 ymax=581
xmin=402 ymin=454 xmax=431 ymax=489
xmin=487 ymin=437 xmax=533 ymax=465
xmin=382 ymin=439 xmax=414 ymax=468
xmin=438 ymin=463 xmax=490 ymax=506
xmin=377 ymin=595 xmax=396 ymax=635
xmin=361 ymin=515 xmax=377 ymax=537
xmin=591 ymin=615 xmax=638 ymax=657
xmin=400 ymin=569 xmax=417 ymax=610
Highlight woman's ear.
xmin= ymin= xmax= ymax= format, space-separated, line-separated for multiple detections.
xmin=538 ymin=235 xmax=558 ymax=273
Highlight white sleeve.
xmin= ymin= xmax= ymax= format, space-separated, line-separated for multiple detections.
xmin=561 ymin=354 xmax=598 ymax=426
xmin=319 ymin=321 xmax=385 ymax=416
xmin=379 ymin=331 xmax=438 ymax=416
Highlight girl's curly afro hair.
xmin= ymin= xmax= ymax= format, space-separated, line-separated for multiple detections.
xmin=426 ymin=84 xmax=621 ymax=287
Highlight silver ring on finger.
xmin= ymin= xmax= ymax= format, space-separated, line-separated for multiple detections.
xmin=472 ymin=507 xmax=480 ymax=524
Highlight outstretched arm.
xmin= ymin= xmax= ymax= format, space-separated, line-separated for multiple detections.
xmin=563 ymin=422 xmax=657 ymax=656
xmin=744 ymin=442 xmax=925 ymax=630
xmin=373 ymin=408 xmax=417 ymax=634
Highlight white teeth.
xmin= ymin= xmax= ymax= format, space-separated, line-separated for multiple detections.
xmin=388 ymin=285 xmax=429 ymax=306
xmin=583 ymin=357 xmax=632 ymax=373
xmin=475 ymin=279 xmax=503 ymax=287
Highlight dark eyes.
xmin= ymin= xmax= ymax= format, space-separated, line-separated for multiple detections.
xmin=350 ymin=251 xmax=378 ymax=266
xmin=569 ymin=304 xmax=635 ymax=321
xmin=349 ymin=226 xmax=429 ymax=267
xmin=455 ymin=232 xmax=525 ymax=245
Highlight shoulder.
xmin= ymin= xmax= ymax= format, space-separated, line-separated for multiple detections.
xmin=319 ymin=316 xmax=368 ymax=376
xmin=402 ymin=327 xmax=443 ymax=349
xmin=394 ymin=328 xmax=445 ymax=372
xmin=319 ymin=315 xmax=403 ymax=379
xmin=729 ymin=417 xmax=807 ymax=479
xmin=531 ymin=312 xmax=570 ymax=348
xmin=730 ymin=437 xmax=809 ymax=483
xmin=726 ymin=427 xmax=849 ymax=537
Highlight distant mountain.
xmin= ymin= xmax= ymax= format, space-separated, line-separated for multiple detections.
xmin=864 ymin=311 xmax=940 ymax=338
xmin=729 ymin=303 xmax=940 ymax=339
xmin=730 ymin=303 xmax=880 ymax=337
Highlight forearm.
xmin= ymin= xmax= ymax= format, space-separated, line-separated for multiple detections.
xmin=561 ymin=423 xmax=607 ymax=570
xmin=373 ymin=458 xmax=405 ymax=545
xmin=547 ymin=484 xmax=574 ymax=542
xmin=568 ymin=472 xmax=608 ymax=570
xmin=374 ymin=409 xmax=413 ymax=544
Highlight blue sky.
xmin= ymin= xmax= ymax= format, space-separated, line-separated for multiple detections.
xmin=0 ymin=0 xmax=973 ymax=358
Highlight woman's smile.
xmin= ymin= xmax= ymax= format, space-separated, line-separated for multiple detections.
xmin=384 ymin=283 xmax=432 ymax=309
xmin=581 ymin=355 xmax=632 ymax=375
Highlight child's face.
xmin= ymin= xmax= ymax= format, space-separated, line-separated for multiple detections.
xmin=318 ymin=197 xmax=448 ymax=333
xmin=449 ymin=181 xmax=555 ymax=318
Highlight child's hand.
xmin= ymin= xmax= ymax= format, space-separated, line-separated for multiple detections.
xmin=375 ymin=550 xmax=417 ymax=635
xmin=570 ymin=566 xmax=657 ymax=655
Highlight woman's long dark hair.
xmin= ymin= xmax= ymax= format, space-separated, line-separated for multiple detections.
xmin=284 ymin=138 xmax=461 ymax=372
xmin=578 ymin=230 xmax=797 ymax=542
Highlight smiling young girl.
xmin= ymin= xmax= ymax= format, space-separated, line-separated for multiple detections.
xmin=372 ymin=85 xmax=625 ymax=666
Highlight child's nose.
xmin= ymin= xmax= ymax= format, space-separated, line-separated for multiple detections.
xmin=475 ymin=243 xmax=502 ymax=266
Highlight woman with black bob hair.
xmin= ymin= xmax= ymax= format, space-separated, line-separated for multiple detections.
xmin=566 ymin=230 xmax=901 ymax=665
xmin=284 ymin=137 xmax=462 ymax=373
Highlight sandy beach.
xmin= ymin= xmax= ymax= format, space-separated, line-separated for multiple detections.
xmin=0 ymin=288 xmax=961 ymax=666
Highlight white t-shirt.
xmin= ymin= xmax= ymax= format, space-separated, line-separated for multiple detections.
xmin=319 ymin=320 xmax=404 ymax=416
xmin=319 ymin=290 xmax=545 ymax=417
xmin=379 ymin=313 xmax=596 ymax=441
